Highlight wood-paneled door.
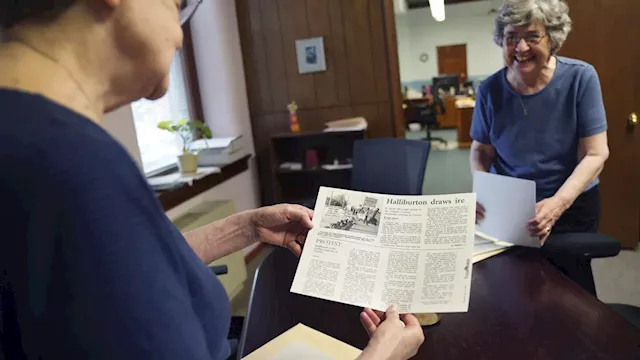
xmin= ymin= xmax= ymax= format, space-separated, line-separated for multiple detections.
xmin=437 ymin=44 xmax=468 ymax=83
xmin=559 ymin=0 xmax=640 ymax=248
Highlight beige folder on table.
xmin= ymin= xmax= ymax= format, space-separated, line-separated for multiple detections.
xmin=242 ymin=323 xmax=361 ymax=360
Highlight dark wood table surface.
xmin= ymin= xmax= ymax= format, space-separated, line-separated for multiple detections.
xmin=239 ymin=247 xmax=640 ymax=359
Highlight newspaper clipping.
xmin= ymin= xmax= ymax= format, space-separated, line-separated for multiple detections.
xmin=291 ymin=187 xmax=476 ymax=313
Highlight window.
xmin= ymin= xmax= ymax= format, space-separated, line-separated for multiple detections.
xmin=131 ymin=51 xmax=194 ymax=175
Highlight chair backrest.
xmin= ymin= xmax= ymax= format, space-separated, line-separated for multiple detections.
xmin=351 ymin=138 xmax=430 ymax=195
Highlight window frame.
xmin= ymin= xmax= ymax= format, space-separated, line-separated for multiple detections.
xmin=138 ymin=26 xmax=205 ymax=177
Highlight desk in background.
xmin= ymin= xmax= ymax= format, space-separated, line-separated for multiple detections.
xmin=404 ymin=96 xmax=475 ymax=148
xmin=239 ymin=247 xmax=640 ymax=359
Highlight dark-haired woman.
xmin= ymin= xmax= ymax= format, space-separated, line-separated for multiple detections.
xmin=0 ymin=1 xmax=423 ymax=359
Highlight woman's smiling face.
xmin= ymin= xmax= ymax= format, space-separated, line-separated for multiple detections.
xmin=503 ymin=20 xmax=551 ymax=78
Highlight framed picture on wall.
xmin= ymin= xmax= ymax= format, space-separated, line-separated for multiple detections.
xmin=295 ymin=37 xmax=327 ymax=74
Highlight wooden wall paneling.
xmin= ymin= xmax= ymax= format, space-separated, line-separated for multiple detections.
xmin=328 ymin=0 xmax=352 ymax=106
xmin=368 ymin=0 xmax=390 ymax=103
xmin=353 ymin=104 xmax=385 ymax=138
xmin=278 ymin=0 xmax=317 ymax=108
xmin=240 ymin=0 xmax=271 ymax=114
xmin=382 ymin=0 xmax=405 ymax=138
xmin=261 ymin=0 xmax=290 ymax=112
xmin=342 ymin=0 xmax=377 ymax=105
xmin=317 ymin=106 xmax=355 ymax=124
xmin=306 ymin=0 xmax=339 ymax=108
xmin=296 ymin=109 xmax=324 ymax=132
xmin=377 ymin=102 xmax=392 ymax=137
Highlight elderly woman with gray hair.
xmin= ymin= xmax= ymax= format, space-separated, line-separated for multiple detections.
xmin=471 ymin=0 xmax=609 ymax=245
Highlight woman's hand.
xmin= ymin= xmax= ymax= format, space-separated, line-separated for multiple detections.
xmin=357 ymin=306 xmax=425 ymax=360
xmin=476 ymin=202 xmax=486 ymax=223
xmin=252 ymin=204 xmax=314 ymax=256
xmin=528 ymin=196 xmax=569 ymax=244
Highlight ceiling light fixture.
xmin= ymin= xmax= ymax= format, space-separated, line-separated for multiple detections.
xmin=429 ymin=0 xmax=446 ymax=22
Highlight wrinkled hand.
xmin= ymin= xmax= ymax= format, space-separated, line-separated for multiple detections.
xmin=358 ymin=306 xmax=425 ymax=360
xmin=528 ymin=197 xmax=568 ymax=244
xmin=252 ymin=204 xmax=313 ymax=256
xmin=476 ymin=202 xmax=486 ymax=224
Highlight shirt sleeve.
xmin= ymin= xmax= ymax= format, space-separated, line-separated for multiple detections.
xmin=36 ymin=147 xmax=225 ymax=359
xmin=577 ymin=65 xmax=608 ymax=138
xmin=470 ymin=86 xmax=492 ymax=144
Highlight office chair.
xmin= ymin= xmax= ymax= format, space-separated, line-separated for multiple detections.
xmin=542 ymin=232 xmax=620 ymax=296
xmin=404 ymin=99 xmax=447 ymax=145
xmin=351 ymin=138 xmax=430 ymax=195
xmin=543 ymin=233 xmax=640 ymax=330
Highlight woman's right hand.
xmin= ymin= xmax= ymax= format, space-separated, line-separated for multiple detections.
xmin=476 ymin=202 xmax=486 ymax=223
xmin=357 ymin=306 xmax=425 ymax=360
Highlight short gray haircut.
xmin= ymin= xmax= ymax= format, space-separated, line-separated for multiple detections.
xmin=494 ymin=0 xmax=572 ymax=54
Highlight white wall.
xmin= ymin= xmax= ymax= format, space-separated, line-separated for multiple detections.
xmin=184 ymin=0 xmax=260 ymax=217
xmin=396 ymin=0 xmax=504 ymax=83
xmin=102 ymin=106 xmax=143 ymax=167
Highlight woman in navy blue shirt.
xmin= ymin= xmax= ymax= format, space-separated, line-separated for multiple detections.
xmin=471 ymin=0 xmax=609 ymax=243
xmin=0 ymin=1 xmax=424 ymax=359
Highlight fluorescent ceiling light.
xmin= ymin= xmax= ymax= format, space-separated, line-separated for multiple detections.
xmin=429 ymin=0 xmax=446 ymax=22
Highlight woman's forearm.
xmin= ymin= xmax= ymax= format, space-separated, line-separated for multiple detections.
xmin=470 ymin=141 xmax=496 ymax=173
xmin=182 ymin=209 xmax=259 ymax=264
xmin=554 ymin=154 xmax=608 ymax=209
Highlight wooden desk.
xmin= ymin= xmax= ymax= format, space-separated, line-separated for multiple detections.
xmin=239 ymin=248 xmax=640 ymax=359
xmin=456 ymin=106 xmax=474 ymax=149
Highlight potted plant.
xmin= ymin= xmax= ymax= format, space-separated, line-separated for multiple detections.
xmin=157 ymin=119 xmax=213 ymax=174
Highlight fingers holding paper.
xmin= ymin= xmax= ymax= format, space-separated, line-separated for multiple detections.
xmin=476 ymin=202 xmax=486 ymax=223
xmin=358 ymin=306 xmax=425 ymax=360
xmin=528 ymin=196 xmax=568 ymax=244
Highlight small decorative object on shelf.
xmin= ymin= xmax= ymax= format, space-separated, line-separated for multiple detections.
xmin=305 ymin=149 xmax=319 ymax=169
xmin=157 ymin=119 xmax=213 ymax=175
xmin=288 ymin=101 xmax=301 ymax=133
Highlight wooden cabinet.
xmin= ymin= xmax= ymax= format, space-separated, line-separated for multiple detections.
xmin=270 ymin=130 xmax=365 ymax=205
xmin=456 ymin=107 xmax=474 ymax=148
xmin=437 ymin=97 xmax=459 ymax=129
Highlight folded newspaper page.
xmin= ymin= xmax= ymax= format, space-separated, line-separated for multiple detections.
xmin=291 ymin=187 xmax=476 ymax=313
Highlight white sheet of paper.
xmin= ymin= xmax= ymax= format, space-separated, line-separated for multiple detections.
xmin=474 ymin=235 xmax=511 ymax=256
xmin=268 ymin=342 xmax=334 ymax=360
xmin=473 ymin=172 xmax=539 ymax=248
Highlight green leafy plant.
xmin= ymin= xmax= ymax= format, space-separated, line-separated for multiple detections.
xmin=157 ymin=119 xmax=213 ymax=154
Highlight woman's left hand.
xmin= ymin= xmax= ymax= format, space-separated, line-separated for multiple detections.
xmin=528 ymin=196 xmax=568 ymax=244
xmin=252 ymin=204 xmax=314 ymax=256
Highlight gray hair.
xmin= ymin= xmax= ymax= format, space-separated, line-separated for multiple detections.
xmin=494 ymin=0 xmax=572 ymax=54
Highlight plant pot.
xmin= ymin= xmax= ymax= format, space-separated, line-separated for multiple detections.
xmin=177 ymin=153 xmax=198 ymax=174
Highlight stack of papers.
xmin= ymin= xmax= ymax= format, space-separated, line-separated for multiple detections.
xmin=191 ymin=136 xmax=246 ymax=166
xmin=473 ymin=172 xmax=539 ymax=248
xmin=473 ymin=233 xmax=513 ymax=264
xmin=147 ymin=167 xmax=220 ymax=190
xmin=242 ymin=324 xmax=361 ymax=360
xmin=324 ymin=117 xmax=368 ymax=132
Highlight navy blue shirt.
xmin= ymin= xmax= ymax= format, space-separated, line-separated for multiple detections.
xmin=470 ymin=57 xmax=607 ymax=201
xmin=0 ymin=90 xmax=231 ymax=359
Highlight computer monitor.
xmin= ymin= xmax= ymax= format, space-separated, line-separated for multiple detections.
xmin=432 ymin=74 xmax=460 ymax=96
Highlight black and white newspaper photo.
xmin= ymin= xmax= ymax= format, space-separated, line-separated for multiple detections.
xmin=290 ymin=186 xmax=476 ymax=314
xmin=320 ymin=190 xmax=382 ymax=236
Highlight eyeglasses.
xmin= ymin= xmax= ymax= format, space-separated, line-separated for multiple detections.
xmin=504 ymin=33 xmax=547 ymax=46
xmin=180 ymin=0 xmax=203 ymax=26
